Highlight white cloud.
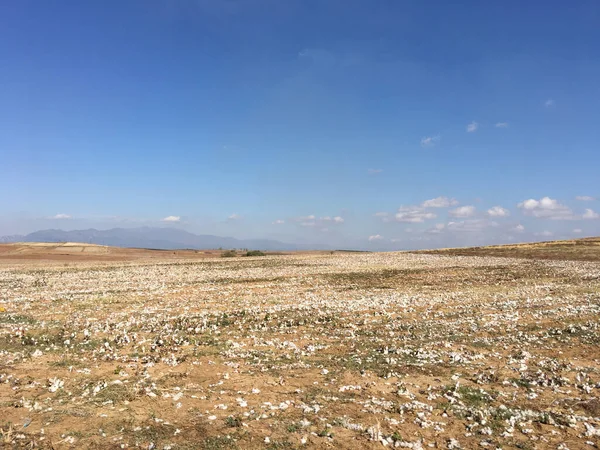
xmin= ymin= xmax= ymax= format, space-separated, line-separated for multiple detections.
xmin=573 ymin=228 xmax=583 ymax=234
xmin=294 ymin=214 xmax=343 ymax=227
xmin=513 ymin=224 xmax=525 ymax=233
xmin=495 ymin=122 xmax=509 ymax=128
xmin=420 ymin=135 xmax=439 ymax=148
xmin=368 ymin=234 xmax=383 ymax=241
xmin=426 ymin=223 xmax=446 ymax=234
xmin=161 ymin=215 xmax=180 ymax=222
xmin=535 ymin=230 xmax=554 ymax=237
xmin=368 ymin=168 xmax=383 ymax=175
xmin=321 ymin=216 xmax=344 ymax=224
xmin=228 ymin=213 xmax=241 ymax=220
xmin=294 ymin=215 xmax=315 ymax=221
xmin=583 ymin=208 xmax=600 ymax=219
xmin=421 ymin=196 xmax=459 ymax=208
xmin=394 ymin=206 xmax=437 ymax=223
xmin=446 ymin=219 xmax=494 ymax=232
xmin=576 ymin=196 xmax=595 ymax=201
xmin=517 ymin=197 xmax=575 ymax=220
xmin=466 ymin=121 xmax=478 ymax=133
xmin=487 ymin=206 xmax=510 ymax=217
xmin=544 ymin=99 xmax=555 ymax=108
xmin=273 ymin=219 xmax=285 ymax=225
xmin=449 ymin=205 xmax=476 ymax=218
xmin=51 ymin=213 xmax=71 ymax=220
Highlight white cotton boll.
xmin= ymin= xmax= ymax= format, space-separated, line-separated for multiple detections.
xmin=48 ymin=378 xmax=64 ymax=393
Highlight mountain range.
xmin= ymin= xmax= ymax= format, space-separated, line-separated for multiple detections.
xmin=0 ymin=227 xmax=312 ymax=251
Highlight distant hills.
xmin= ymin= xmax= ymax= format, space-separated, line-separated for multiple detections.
xmin=0 ymin=235 xmax=24 ymax=244
xmin=0 ymin=227 xmax=309 ymax=251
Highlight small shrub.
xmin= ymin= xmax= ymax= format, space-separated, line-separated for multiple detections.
xmin=317 ymin=428 xmax=333 ymax=438
xmin=455 ymin=385 xmax=494 ymax=407
xmin=391 ymin=432 xmax=403 ymax=442
xmin=245 ymin=250 xmax=266 ymax=257
xmin=221 ymin=250 xmax=237 ymax=258
xmin=225 ymin=415 xmax=242 ymax=428
xmin=286 ymin=422 xmax=302 ymax=432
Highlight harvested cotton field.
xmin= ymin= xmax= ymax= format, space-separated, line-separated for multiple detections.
xmin=1 ymin=242 xmax=600 ymax=449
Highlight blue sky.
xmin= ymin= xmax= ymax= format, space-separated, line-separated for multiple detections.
xmin=1 ymin=0 xmax=599 ymax=249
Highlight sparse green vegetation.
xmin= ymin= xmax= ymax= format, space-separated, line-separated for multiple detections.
xmin=225 ymin=415 xmax=243 ymax=428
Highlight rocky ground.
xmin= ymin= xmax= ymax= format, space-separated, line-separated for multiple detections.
xmin=1 ymin=247 xmax=600 ymax=449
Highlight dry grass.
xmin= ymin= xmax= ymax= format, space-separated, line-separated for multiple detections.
xmin=0 ymin=242 xmax=310 ymax=265
xmin=1 ymin=240 xmax=600 ymax=448
xmin=415 ymin=236 xmax=600 ymax=262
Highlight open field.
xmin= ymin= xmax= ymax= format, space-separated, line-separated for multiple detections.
xmin=414 ymin=237 xmax=600 ymax=262
xmin=0 ymin=243 xmax=282 ymax=264
xmin=0 ymin=243 xmax=224 ymax=265
xmin=1 ymin=240 xmax=600 ymax=449
xmin=0 ymin=243 xmax=306 ymax=265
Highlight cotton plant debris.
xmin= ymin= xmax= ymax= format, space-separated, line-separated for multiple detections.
xmin=0 ymin=249 xmax=599 ymax=448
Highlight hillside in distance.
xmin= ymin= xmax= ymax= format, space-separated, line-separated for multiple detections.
xmin=414 ymin=236 xmax=600 ymax=261
xmin=0 ymin=227 xmax=309 ymax=251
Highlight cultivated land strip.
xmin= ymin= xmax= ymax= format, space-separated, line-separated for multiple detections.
xmin=1 ymin=245 xmax=600 ymax=449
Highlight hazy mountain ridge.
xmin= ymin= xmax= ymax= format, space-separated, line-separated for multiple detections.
xmin=0 ymin=235 xmax=25 ymax=243
xmin=0 ymin=227 xmax=313 ymax=251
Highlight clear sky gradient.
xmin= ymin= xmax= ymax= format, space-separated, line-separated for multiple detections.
xmin=2 ymin=0 xmax=599 ymax=249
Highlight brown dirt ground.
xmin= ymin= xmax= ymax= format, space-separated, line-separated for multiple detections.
xmin=1 ymin=239 xmax=599 ymax=449
xmin=0 ymin=243 xmax=327 ymax=265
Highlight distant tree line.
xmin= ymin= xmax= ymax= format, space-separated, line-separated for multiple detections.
xmin=221 ymin=249 xmax=266 ymax=258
